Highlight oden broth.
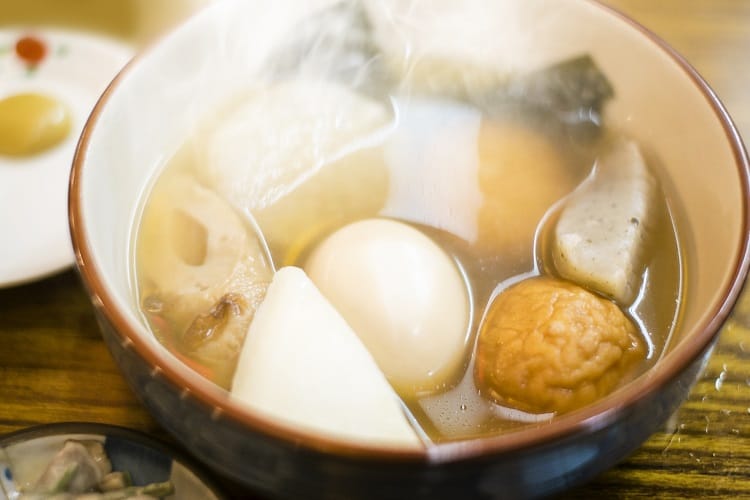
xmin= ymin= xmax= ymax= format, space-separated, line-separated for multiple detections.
xmin=134 ymin=91 xmax=683 ymax=443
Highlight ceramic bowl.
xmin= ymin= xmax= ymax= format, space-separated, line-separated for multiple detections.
xmin=68 ymin=0 xmax=750 ymax=498
xmin=0 ymin=422 xmax=225 ymax=499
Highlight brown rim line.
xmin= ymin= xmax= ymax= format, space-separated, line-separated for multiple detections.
xmin=68 ymin=0 xmax=750 ymax=464
xmin=581 ymin=1 xmax=750 ymax=378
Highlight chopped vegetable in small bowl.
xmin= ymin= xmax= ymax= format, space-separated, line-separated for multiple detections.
xmin=0 ymin=423 xmax=225 ymax=500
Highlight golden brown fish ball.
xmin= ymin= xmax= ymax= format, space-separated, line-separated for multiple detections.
xmin=474 ymin=277 xmax=645 ymax=414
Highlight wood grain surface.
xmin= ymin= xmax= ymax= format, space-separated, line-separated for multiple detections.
xmin=2 ymin=1 xmax=750 ymax=498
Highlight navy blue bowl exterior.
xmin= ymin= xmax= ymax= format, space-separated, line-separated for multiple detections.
xmin=95 ymin=308 xmax=714 ymax=499
xmin=104 ymin=432 xmax=172 ymax=486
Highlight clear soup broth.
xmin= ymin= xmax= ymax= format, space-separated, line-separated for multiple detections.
xmin=134 ymin=79 xmax=683 ymax=443
xmin=132 ymin=0 xmax=683 ymax=443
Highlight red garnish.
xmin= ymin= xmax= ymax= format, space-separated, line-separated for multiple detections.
xmin=15 ymin=35 xmax=47 ymax=66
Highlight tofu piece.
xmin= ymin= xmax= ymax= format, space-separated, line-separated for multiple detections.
xmin=380 ymin=96 xmax=484 ymax=243
xmin=230 ymin=267 xmax=423 ymax=449
xmin=553 ymin=141 xmax=657 ymax=304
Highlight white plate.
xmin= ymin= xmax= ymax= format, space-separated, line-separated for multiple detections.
xmin=0 ymin=28 xmax=132 ymax=288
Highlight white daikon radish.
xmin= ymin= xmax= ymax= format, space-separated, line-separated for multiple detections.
xmin=230 ymin=267 xmax=423 ymax=449
xmin=553 ymin=141 xmax=657 ymax=304
xmin=200 ymin=80 xmax=391 ymax=213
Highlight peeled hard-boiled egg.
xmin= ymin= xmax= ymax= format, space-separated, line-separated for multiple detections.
xmin=305 ymin=218 xmax=470 ymax=396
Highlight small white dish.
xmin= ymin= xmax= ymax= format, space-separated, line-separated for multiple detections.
xmin=0 ymin=28 xmax=132 ymax=288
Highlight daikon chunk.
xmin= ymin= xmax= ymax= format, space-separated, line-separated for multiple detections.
xmin=231 ymin=267 xmax=423 ymax=449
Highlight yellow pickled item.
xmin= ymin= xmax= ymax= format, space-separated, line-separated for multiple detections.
xmin=0 ymin=93 xmax=72 ymax=157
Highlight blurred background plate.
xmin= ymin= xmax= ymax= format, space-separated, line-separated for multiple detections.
xmin=0 ymin=0 xmax=210 ymax=288
xmin=0 ymin=422 xmax=226 ymax=499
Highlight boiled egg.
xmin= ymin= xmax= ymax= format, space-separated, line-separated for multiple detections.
xmin=305 ymin=218 xmax=471 ymax=397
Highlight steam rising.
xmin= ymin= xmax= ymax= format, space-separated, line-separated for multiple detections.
xmin=260 ymin=0 xmax=543 ymax=99
xmin=190 ymin=0 xmax=608 ymax=219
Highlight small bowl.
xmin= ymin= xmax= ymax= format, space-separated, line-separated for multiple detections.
xmin=69 ymin=0 xmax=750 ymax=498
xmin=0 ymin=422 xmax=225 ymax=499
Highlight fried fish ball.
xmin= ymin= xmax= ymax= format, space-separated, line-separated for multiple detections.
xmin=474 ymin=277 xmax=646 ymax=414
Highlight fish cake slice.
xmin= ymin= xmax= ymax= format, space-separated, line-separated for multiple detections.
xmin=553 ymin=140 xmax=658 ymax=303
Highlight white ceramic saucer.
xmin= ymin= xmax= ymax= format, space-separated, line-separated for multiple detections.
xmin=0 ymin=28 xmax=132 ymax=288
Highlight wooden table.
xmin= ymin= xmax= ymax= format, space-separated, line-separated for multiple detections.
xmin=2 ymin=1 xmax=750 ymax=497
